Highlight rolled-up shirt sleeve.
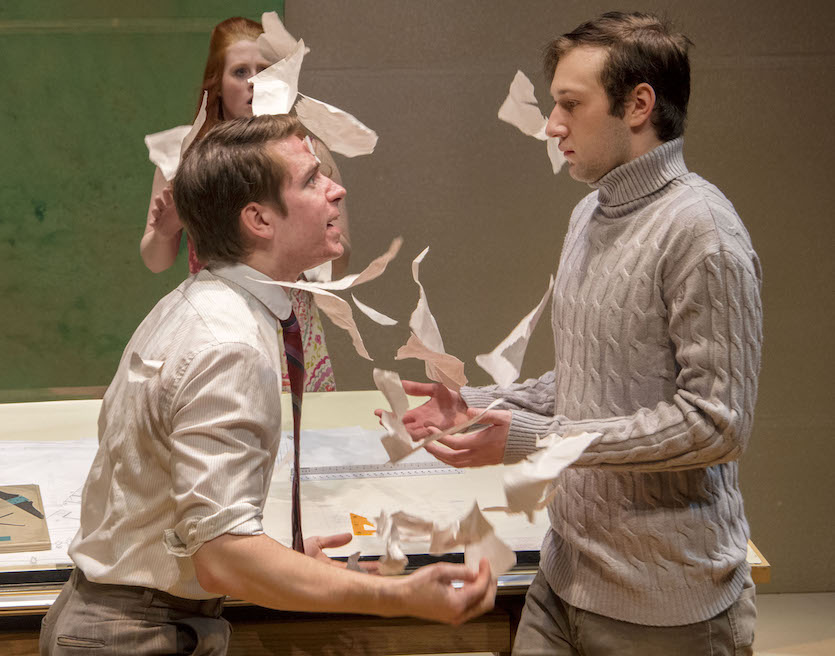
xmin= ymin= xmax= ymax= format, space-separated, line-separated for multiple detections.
xmin=162 ymin=342 xmax=281 ymax=556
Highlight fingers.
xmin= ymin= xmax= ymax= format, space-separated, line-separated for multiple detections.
xmin=315 ymin=532 xmax=353 ymax=550
xmin=401 ymin=380 xmax=438 ymax=397
xmin=447 ymin=560 xmax=496 ymax=625
xmin=426 ymin=562 xmax=479 ymax=586
xmin=423 ymin=440 xmax=475 ymax=467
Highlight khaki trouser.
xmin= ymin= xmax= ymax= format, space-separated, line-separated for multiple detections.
xmin=40 ymin=568 xmax=230 ymax=655
xmin=513 ymin=569 xmax=757 ymax=656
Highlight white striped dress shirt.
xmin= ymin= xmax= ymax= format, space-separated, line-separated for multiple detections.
xmin=70 ymin=264 xmax=291 ymax=599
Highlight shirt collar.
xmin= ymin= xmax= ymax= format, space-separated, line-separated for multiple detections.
xmin=209 ymin=263 xmax=293 ymax=320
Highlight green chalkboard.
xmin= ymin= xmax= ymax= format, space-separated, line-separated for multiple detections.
xmin=0 ymin=2 xmax=282 ymax=401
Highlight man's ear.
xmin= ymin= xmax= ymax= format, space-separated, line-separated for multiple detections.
xmin=240 ymin=202 xmax=275 ymax=241
xmin=626 ymin=82 xmax=656 ymax=129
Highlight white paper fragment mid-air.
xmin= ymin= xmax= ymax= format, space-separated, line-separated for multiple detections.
xmin=485 ymin=431 xmax=601 ymax=522
xmin=376 ymin=504 xmax=516 ymax=576
xmin=303 ymin=260 xmax=332 ymax=283
xmin=353 ymin=294 xmax=398 ymax=326
xmin=144 ymin=92 xmax=208 ymax=181
xmin=345 ymin=551 xmax=364 ymax=573
xmin=394 ymin=247 xmax=468 ymax=389
xmin=498 ymin=70 xmax=548 ymax=139
xmin=475 ymin=275 xmax=555 ymax=387
xmin=295 ymin=95 xmax=378 ymax=157
xmin=257 ymin=10 xmax=309 ymax=63
xmin=497 ymin=70 xmax=565 ymax=174
xmin=408 ymin=247 xmax=444 ymax=353
xmin=280 ymin=238 xmax=403 ymax=292
xmin=249 ymin=39 xmax=306 ymax=116
xmin=249 ymin=238 xmax=403 ymax=361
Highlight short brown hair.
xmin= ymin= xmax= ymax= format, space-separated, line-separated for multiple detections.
xmin=544 ymin=12 xmax=692 ymax=141
xmin=173 ymin=115 xmax=306 ymax=265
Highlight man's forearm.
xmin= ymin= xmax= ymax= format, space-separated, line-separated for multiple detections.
xmin=193 ymin=533 xmax=395 ymax=615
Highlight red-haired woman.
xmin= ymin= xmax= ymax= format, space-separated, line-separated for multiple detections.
xmin=140 ymin=17 xmax=348 ymax=392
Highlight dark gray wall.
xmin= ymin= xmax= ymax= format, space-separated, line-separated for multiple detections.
xmin=287 ymin=0 xmax=835 ymax=593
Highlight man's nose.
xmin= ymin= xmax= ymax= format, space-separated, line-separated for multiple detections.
xmin=327 ymin=180 xmax=346 ymax=203
xmin=545 ymin=107 xmax=567 ymax=139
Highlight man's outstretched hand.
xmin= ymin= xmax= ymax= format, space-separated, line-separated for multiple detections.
xmin=374 ymin=380 xmax=469 ymax=440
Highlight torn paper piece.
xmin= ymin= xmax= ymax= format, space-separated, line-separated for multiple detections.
xmin=278 ymin=238 xmax=402 ymax=292
xmin=475 ymin=275 xmax=555 ymax=387
xmin=346 ymin=551 xmax=364 ymax=572
xmin=376 ymin=504 xmax=515 ymax=577
xmin=352 ymin=294 xmax=397 ymax=326
xmin=303 ymin=260 xmax=332 ymax=283
xmin=257 ymin=10 xmax=309 ymax=63
xmin=180 ymin=92 xmax=208 ymax=158
xmin=497 ymin=70 xmax=565 ymax=174
xmin=383 ymin=398 xmax=506 ymax=464
xmin=145 ymin=125 xmax=191 ymax=182
xmin=295 ymin=95 xmax=378 ymax=157
xmin=394 ymin=248 xmax=468 ymax=389
xmin=395 ymin=333 xmax=467 ymax=390
xmin=249 ymin=39 xmax=306 ymax=116
xmin=408 ymin=247 xmax=444 ymax=353
xmin=128 ymin=353 xmax=163 ymax=383
xmin=373 ymin=369 xmax=409 ymax=418
xmin=255 ymin=279 xmax=372 ymax=360
xmin=486 ymin=432 xmax=600 ymax=522
xmin=144 ymin=92 xmax=208 ymax=181
xmin=498 ymin=70 xmax=548 ymax=139
xmin=546 ymin=136 xmax=565 ymax=174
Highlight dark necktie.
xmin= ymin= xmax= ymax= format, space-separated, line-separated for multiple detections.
xmin=280 ymin=311 xmax=305 ymax=553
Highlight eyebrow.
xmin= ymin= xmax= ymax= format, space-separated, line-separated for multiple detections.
xmin=298 ymin=161 xmax=319 ymax=184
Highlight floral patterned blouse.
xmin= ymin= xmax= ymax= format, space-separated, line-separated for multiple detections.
xmin=187 ymin=240 xmax=336 ymax=393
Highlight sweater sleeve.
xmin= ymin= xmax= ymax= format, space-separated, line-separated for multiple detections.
xmin=501 ymin=249 xmax=762 ymax=469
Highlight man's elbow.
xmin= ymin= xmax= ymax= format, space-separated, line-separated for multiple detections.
xmin=191 ymin=540 xmax=234 ymax=597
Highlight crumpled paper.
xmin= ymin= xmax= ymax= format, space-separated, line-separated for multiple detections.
xmin=498 ymin=70 xmax=565 ymax=174
xmin=376 ymin=503 xmax=516 ymax=576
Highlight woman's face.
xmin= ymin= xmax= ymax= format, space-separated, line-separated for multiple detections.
xmin=220 ymin=39 xmax=270 ymax=120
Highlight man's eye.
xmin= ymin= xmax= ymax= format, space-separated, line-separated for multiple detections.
xmin=562 ymin=100 xmax=578 ymax=112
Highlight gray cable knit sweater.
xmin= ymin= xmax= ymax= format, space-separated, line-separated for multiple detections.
xmin=462 ymin=138 xmax=762 ymax=626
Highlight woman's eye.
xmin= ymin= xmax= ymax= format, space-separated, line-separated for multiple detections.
xmin=234 ymin=68 xmax=248 ymax=78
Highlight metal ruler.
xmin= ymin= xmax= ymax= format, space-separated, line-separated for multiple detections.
xmin=299 ymin=461 xmax=461 ymax=481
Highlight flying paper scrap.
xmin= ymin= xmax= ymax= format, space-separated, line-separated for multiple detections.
xmin=249 ymin=39 xmax=305 ymax=116
xmin=376 ymin=504 xmax=516 ymax=576
xmin=498 ymin=70 xmax=565 ymax=174
xmin=475 ymin=275 xmax=555 ymax=387
xmin=395 ymin=248 xmax=467 ymax=390
xmin=144 ymin=92 xmax=208 ymax=181
xmin=295 ymin=95 xmax=378 ymax=157
xmin=485 ymin=431 xmax=601 ymax=522
xmin=249 ymin=29 xmax=377 ymax=158
xmin=257 ymin=10 xmax=309 ymax=63
xmin=251 ymin=238 xmax=403 ymax=360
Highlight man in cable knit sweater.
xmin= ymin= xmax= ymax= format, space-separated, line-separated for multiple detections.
xmin=398 ymin=12 xmax=762 ymax=655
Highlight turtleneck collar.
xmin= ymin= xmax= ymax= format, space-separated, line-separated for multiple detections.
xmin=590 ymin=137 xmax=688 ymax=211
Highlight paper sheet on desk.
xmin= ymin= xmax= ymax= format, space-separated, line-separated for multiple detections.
xmin=0 ymin=439 xmax=98 ymax=569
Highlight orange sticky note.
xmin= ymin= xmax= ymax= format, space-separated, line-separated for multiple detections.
xmin=350 ymin=513 xmax=375 ymax=536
